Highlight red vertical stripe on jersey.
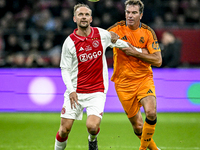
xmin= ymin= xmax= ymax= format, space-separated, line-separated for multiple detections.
xmin=70 ymin=27 xmax=104 ymax=93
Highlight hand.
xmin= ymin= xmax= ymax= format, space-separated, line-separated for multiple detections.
xmin=141 ymin=48 xmax=149 ymax=54
xmin=69 ymin=92 xmax=79 ymax=109
xmin=120 ymin=43 xmax=139 ymax=56
xmin=110 ymin=31 xmax=119 ymax=43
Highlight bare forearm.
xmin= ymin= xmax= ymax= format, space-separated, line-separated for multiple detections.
xmin=120 ymin=43 xmax=162 ymax=67
xmin=134 ymin=52 xmax=162 ymax=67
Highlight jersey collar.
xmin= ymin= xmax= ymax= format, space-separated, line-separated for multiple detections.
xmin=73 ymin=27 xmax=94 ymax=41
xmin=126 ymin=21 xmax=142 ymax=29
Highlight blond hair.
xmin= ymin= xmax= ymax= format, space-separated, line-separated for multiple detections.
xmin=125 ymin=0 xmax=144 ymax=14
xmin=74 ymin=3 xmax=92 ymax=16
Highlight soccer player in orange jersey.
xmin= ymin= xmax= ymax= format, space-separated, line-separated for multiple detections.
xmin=108 ymin=0 xmax=162 ymax=150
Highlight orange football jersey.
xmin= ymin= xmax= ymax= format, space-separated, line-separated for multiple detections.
xmin=108 ymin=21 xmax=161 ymax=83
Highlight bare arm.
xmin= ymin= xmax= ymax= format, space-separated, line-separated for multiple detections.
xmin=109 ymin=31 xmax=119 ymax=43
xmin=121 ymin=43 xmax=162 ymax=67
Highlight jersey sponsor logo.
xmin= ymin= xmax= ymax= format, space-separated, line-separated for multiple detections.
xmin=139 ymin=37 xmax=145 ymax=44
xmin=79 ymin=53 xmax=88 ymax=62
xmin=152 ymin=41 xmax=160 ymax=50
xmin=79 ymin=51 xmax=102 ymax=62
xmin=85 ymin=45 xmax=92 ymax=51
xmin=92 ymin=40 xmax=99 ymax=48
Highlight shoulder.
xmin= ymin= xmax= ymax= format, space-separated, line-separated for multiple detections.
xmin=95 ymin=27 xmax=111 ymax=38
xmin=63 ymin=35 xmax=73 ymax=45
xmin=107 ymin=20 xmax=126 ymax=31
xmin=141 ymin=23 xmax=158 ymax=40
xmin=141 ymin=23 xmax=155 ymax=33
xmin=62 ymin=35 xmax=74 ymax=50
xmin=95 ymin=27 xmax=107 ymax=33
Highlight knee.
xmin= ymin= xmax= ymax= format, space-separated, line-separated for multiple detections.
xmin=59 ymin=125 xmax=71 ymax=138
xmin=134 ymin=124 xmax=143 ymax=134
xmin=128 ymin=112 xmax=144 ymax=134
xmin=86 ymin=122 xmax=99 ymax=135
xmin=145 ymin=109 xmax=157 ymax=121
xmin=130 ymin=119 xmax=143 ymax=134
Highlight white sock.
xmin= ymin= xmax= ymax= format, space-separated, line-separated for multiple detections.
xmin=88 ymin=128 xmax=100 ymax=142
xmin=54 ymin=139 xmax=67 ymax=150
xmin=88 ymin=134 xmax=98 ymax=142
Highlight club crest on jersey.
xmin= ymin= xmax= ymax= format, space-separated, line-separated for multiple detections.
xmin=92 ymin=40 xmax=99 ymax=48
xmin=61 ymin=107 xmax=66 ymax=114
xmin=139 ymin=37 xmax=145 ymax=44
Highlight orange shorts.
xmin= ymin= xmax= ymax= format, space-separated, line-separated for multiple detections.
xmin=115 ymin=75 xmax=156 ymax=118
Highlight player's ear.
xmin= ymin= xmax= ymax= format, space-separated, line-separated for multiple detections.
xmin=140 ymin=13 xmax=143 ymax=20
xmin=73 ymin=16 xmax=76 ymax=23
xmin=90 ymin=16 xmax=92 ymax=23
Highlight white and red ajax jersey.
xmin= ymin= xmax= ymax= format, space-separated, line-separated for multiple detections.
xmin=60 ymin=27 xmax=128 ymax=94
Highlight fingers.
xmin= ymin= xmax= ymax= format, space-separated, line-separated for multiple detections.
xmin=121 ymin=46 xmax=130 ymax=51
xmin=74 ymin=97 xmax=79 ymax=108
xmin=70 ymin=98 xmax=76 ymax=109
xmin=69 ymin=92 xmax=79 ymax=109
xmin=127 ymin=42 xmax=134 ymax=48
xmin=70 ymin=98 xmax=79 ymax=109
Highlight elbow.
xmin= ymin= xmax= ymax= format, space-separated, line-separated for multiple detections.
xmin=155 ymin=62 xmax=162 ymax=67
xmin=151 ymin=52 xmax=162 ymax=67
xmin=156 ymin=59 xmax=162 ymax=67
xmin=153 ymin=58 xmax=162 ymax=67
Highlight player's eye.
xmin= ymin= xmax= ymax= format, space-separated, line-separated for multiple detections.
xmin=78 ymin=13 xmax=83 ymax=16
xmin=85 ymin=13 xmax=90 ymax=16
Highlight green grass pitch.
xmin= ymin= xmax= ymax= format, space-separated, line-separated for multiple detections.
xmin=0 ymin=112 xmax=200 ymax=150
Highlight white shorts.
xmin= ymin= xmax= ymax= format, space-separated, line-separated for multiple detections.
xmin=60 ymin=92 xmax=106 ymax=120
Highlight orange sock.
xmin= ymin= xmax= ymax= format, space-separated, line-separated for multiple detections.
xmin=148 ymin=139 xmax=158 ymax=150
xmin=139 ymin=118 xmax=157 ymax=150
xmin=135 ymin=132 xmax=158 ymax=150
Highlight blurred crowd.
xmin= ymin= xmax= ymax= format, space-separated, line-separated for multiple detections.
xmin=0 ymin=0 xmax=199 ymax=68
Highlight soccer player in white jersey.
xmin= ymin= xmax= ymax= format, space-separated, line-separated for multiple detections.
xmin=54 ymin=3 xmax=133 ymax=150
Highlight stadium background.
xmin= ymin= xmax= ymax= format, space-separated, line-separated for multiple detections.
xmin=0 ymin=0 xmax=200 ymax=150
xmin=0 ymin=0 xmax=200 ymax=112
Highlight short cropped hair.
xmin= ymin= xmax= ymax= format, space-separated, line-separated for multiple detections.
xmin=125 ymin=0 xmax=144 ymax=14
xmin=74 ymin=3 xmax=92 ymax=16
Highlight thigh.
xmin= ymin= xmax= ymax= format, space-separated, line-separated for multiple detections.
xmin=140 ymin=95 xmax=157 ymax=112
xmin=137 ymin=76 xmax=157 ymax=116
xmin=85 ymin=92 xmax=106 ymax=119
xmin=115 ymin=84 xmax=140 ymax=118
xmin=137 ymin=76 xmax=156 ymax=101
xmin=61 ymin=94 xmax=84 ymax=120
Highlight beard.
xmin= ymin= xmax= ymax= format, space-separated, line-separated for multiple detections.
xmin=78 ymin=21 xmax=89 ymax=29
